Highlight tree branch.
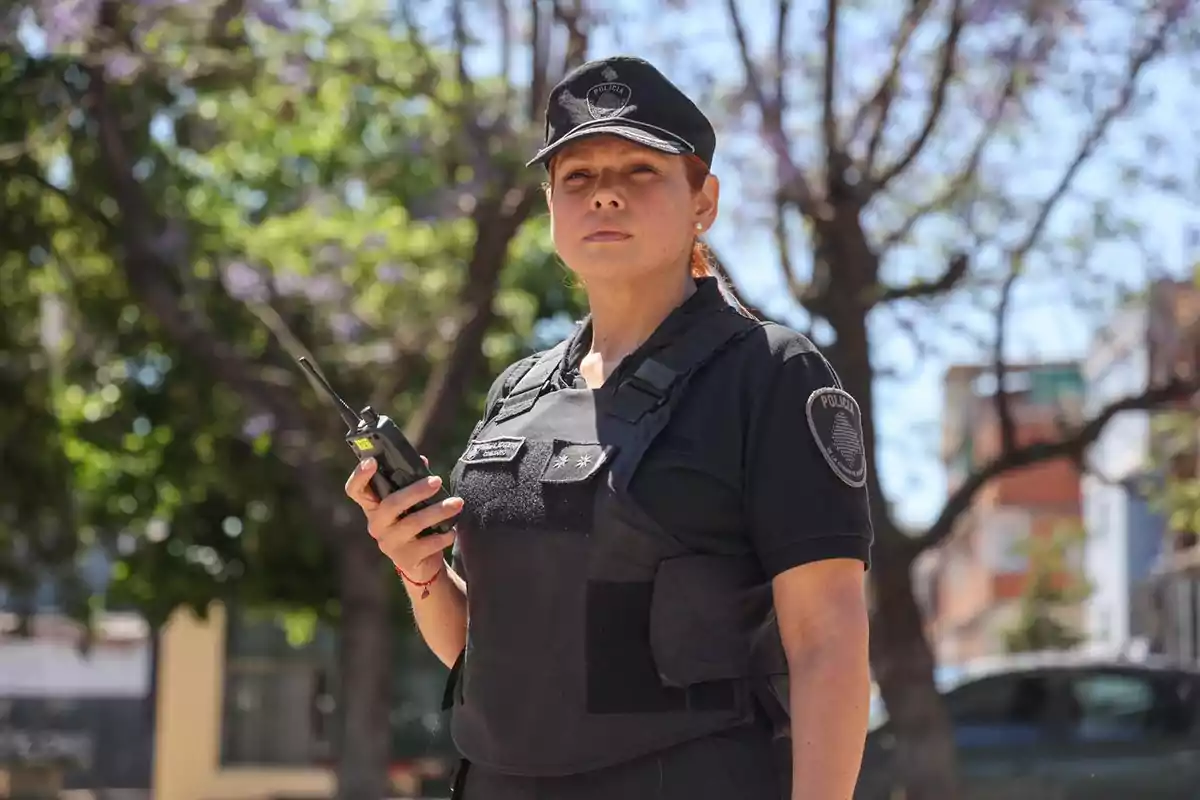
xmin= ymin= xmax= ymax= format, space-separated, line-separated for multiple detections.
xmin=405 ymin=183 xmax=542 ymax=453
xmin=875 ymin=252 xmax=968 ymax=304
xmin=774 ymin=0 xmax=791 ymax=117
xmin=993 ymin=264 xmax=1020 ymax=455
xmin=869 ymin=0 xmax=965 ymax=194
xmin=876 ymin=44 xmax=1020 ymax=253
xmin=851 ymin=0 xmax=934 ymax=172
xmin=725 ymin=0 xmax=821 ymax=219
xmin=821 ymin=0 xmax=839 ymax=165
xmin=918 ymin=375 xmax=1200 ymax=555
xmin=4 ymin=159 xmax=117 ymax=234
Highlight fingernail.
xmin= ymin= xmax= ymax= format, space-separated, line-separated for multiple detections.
xmin=428 ymin=475 xmax=442 ymax=488
xmin=447 ymin=496 xmax=463 ymax=508
xmin=362 ymin=458 xmax=375 ymax=470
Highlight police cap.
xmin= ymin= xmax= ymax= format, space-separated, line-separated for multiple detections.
xmin=526 ymin=55 xmax=717 ymax=169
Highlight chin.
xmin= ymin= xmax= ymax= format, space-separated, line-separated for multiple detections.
xmin=565 ymin=255 xmax=660 ymax=284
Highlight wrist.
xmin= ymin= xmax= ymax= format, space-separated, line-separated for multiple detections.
xmin=396 ymin=558 xmax=446 ymax=597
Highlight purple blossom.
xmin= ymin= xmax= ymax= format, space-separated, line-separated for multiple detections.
xmin=39 ymin=0 xmax=100 ymax=50
xmin=222 ymin=261 xmax=270 ymax=303
xmin=242 ymin=413 xmax=276 ymax=439
xmin=376 ymin=264 xmax=407 ymax=283
xmin=104 ymin=51 xmax=141 ymax=82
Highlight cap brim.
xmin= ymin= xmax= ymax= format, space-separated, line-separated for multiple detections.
xmin=526 ymin=120 xmax=695 ymax=168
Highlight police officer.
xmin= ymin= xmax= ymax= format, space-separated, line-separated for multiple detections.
xmin=345 ymin=56 xmax=873 ymax=800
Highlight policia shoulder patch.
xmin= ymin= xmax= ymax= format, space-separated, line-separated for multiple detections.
xmin=805 ymin=387 xmax=867 ymax=488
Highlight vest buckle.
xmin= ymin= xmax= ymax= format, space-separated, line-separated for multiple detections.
xmin=611 ymin=358 xmax=679 ymax=422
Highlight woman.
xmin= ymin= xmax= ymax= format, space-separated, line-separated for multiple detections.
xmin=345 ymin=55 xmax=873 ymax=800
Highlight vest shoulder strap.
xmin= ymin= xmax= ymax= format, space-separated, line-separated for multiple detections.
xmin=608 ymin=307 xmax=765 ymax=492
xmin=489 ymin=338 xmax=571 ymax=424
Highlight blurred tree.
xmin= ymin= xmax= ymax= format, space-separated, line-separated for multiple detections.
xmin=0 ymin=0 xmax=589 ymax=797
xmin=1001 ymin=525 xmax=1090 ymax=654
xmin=1150 ymin=409 xmax=1200 ymax=554
xmin=712 ymin=0 xmax=1200 ymax=797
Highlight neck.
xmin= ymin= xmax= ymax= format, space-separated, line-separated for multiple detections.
xmin=583 ymin=267 xmax=696 ymax=373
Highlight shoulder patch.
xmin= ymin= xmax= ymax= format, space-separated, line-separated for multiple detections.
xmin=805 ymin=387 xmax=867 ymax=488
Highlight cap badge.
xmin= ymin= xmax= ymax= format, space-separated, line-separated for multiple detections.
xmin=586 ymin=69 xmax=632 ymax=119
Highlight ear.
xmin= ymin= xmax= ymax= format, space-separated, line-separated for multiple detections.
xmin=696 ymin=174 xmax=720 ymax=230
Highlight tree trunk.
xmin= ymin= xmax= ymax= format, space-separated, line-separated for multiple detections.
xmin=814 ymin=216 xmax=964 ymax=800
xmin=335 ymin=534 xmax=393 ymax=800
xmin=869 ymin=553 xmax=960 ymax=800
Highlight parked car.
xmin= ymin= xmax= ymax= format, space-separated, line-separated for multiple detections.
xmin=857 ymin=652 xmax=1200 ymax=799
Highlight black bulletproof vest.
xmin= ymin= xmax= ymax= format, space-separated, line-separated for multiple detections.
xmin=443 ymin=303 xmax=791 ymax=777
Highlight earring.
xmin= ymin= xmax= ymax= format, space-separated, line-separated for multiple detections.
xmin=695 ymin=223 xmax=703 ymax=232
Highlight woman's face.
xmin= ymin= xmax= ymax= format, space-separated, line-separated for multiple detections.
xmin=546 ymin=136 xmax=718 ymax=284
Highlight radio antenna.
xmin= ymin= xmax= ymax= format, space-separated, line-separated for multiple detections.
xmin=298 ymin=357 xmax=361 ymax=431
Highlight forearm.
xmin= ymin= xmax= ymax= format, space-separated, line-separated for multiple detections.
xmin=787 ymin=640 xmax=871 ymax=800
xmin=405 ymin=560 xmax=468 ymax=668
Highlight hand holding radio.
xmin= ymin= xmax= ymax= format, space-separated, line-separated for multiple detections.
xmin=345 ymin=457 xmax=461 ymax=582
xmin=298 ymin=355 xmax=463 ymax=581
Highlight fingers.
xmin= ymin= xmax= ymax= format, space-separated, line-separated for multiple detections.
xmin=374 ymin=501 xmax=462 ymax=568
xmin=377 ymin=475 xmax=447 ymax=520
xmin=345 ymin=457 xmax=380 ymax=510
xmin=370 ymin=489 xmax=461 ymax=544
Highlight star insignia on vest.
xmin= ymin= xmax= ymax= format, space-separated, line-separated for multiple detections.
xmin=541 ymin=441 xmax=612 ymax=484
xmin=805 ymin=387 xmax=867 ymax=488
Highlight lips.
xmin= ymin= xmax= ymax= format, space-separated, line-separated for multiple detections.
xmin=584 ymin=229 xmax=632 ymax=242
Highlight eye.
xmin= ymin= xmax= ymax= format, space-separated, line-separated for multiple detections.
xmin=630 ymin=164 xmax=659 ymax=175
xmin=563 ymin=169 xmax=590 ymax=182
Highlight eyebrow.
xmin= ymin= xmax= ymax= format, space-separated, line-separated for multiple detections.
xmin=559 ymin=150 xmax=666 ymax=170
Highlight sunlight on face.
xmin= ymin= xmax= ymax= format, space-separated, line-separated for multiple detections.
xmin=546 ymin=136 xmax=718 ymax=285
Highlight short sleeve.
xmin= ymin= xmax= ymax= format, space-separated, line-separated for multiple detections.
xmin=745 ymin=351 xmax=873 ymax=577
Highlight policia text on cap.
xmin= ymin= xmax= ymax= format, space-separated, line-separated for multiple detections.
xmin=344 ymin=56 xmax=873 ymax=800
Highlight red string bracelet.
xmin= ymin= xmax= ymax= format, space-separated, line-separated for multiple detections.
xmin=396 ymin=563 xmax=443 ymax=599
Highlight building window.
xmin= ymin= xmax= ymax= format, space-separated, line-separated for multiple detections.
xmin=220 ymin=609 xmax=337 ymax=766
xmin=219 ymin=606 xmax=455 ymax=768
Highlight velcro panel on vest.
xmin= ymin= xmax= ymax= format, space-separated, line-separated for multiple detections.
xmin=648 ymin=554 xmax=760 ymax=686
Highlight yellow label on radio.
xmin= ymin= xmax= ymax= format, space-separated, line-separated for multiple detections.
xmin=352 ymin=437 xmax=374 ymax=451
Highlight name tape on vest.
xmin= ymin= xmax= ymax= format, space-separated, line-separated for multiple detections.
xmin=461 ymin=436 xmax=526 ymax=464
xmin=804 ymin=387 xmax=867 ymax=488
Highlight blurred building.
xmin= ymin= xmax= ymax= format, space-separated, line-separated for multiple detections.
xmin=152 ymin=603 xmax=454 ymax=800
xmin=0 ymin=546 xmax=154 ymax=798
xmin=1083 ymin=279 xmax=1200 ymax=664
xmin=1081 ymin=289 xmax=1167 ymax=653
xmin=921 ymin=362 xmax=1087 ymax=665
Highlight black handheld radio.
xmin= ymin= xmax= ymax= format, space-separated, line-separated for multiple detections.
xmin=298 ymin=356 xmax=457 ymax=538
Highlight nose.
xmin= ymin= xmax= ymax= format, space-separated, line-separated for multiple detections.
xmin=590 ymin=174 xmax=624 ymax=210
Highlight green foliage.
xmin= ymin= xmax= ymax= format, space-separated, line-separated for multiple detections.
xmin=0 ymin=1 xmax=584 ymax=630
xmin=1002 ymin=524 xmax=1091 ymax=654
